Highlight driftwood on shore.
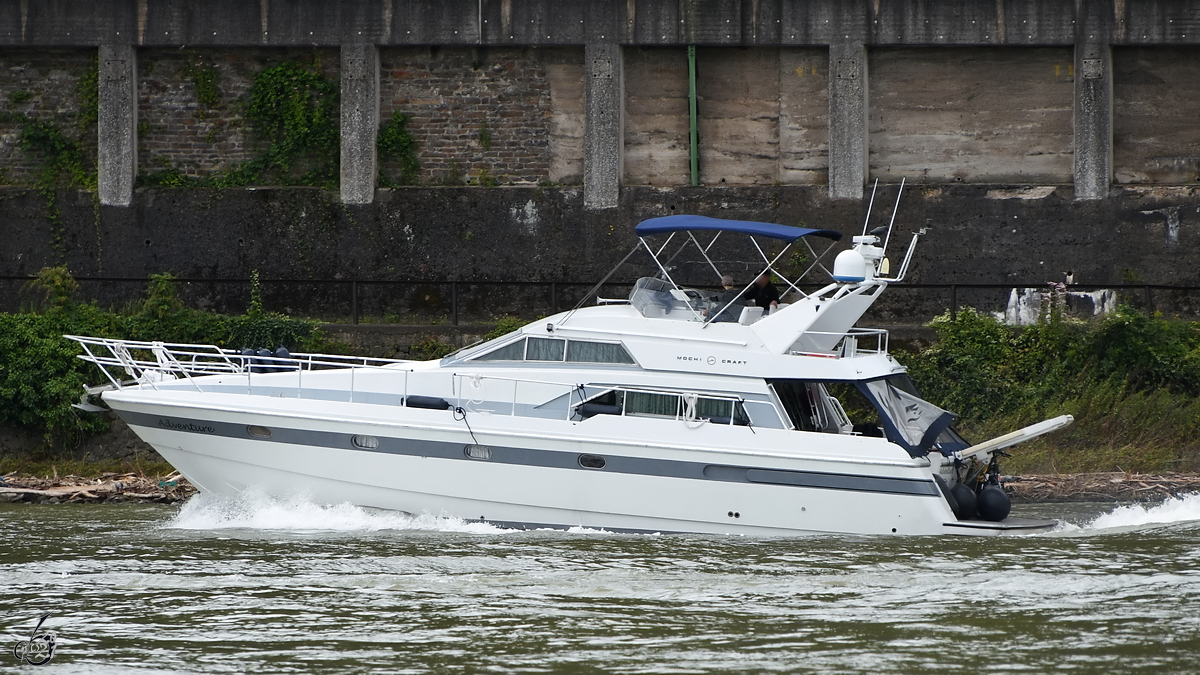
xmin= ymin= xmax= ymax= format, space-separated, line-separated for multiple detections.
xmin=0 ymin=472 xmax=197 ymax=504
xmin=1005 ymin=472 xmax=1200 ymax=503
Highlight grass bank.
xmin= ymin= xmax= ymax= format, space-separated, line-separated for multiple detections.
xmin=899 ymin=304 xmax=1200 ymax=474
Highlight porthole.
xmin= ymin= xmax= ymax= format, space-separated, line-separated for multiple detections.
xmin=352 ymin=435 xmax=379 ymax=450
xmin=579 ymin=454 xmax=606 ymax=469
xmin=247 ymin=425 xmax=272 ymax=439
xmin=464 ymin=444 xmax=492 ymax=460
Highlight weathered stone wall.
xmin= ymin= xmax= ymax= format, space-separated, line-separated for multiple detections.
xmin=1113 ymin=47 xmax=1200 ymax=185
xmin=2 ymin=1 xmax=1200 ymax=327
xmin=0 ymin=48 xmax=95 ymax=185
xmin=378 ymin=46 xmax=575 ymax=186
xmin=623 ymin=47 xmax=689 ymax=186
xmin=137 ymin=47 xmax=340 ymax=179
xmin=779 ymin=49 xmax=830 ymax=185
xmin=696 ymin=48 xmax=780 ymax=186
xmin=869 ymin=47 xmax=1075 ymax=183
xmin=3 ymin=184 xmax=1199 ymax=323
xmin=2 ymin=40 xmax=1197 ymax=192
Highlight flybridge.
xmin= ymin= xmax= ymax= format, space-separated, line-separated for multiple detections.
xmin=559 ymin=181 xmax=929 ymax=357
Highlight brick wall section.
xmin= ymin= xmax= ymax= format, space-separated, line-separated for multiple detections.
xmin=0 ymin=48 xmax=95 ymax=186
xmin=379 ymin=47 xmax=565 ymax=186
xmin=137 ymin=48 xmax=340 ymax=179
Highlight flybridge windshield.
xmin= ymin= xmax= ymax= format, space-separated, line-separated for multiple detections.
xmin=557 ymin=215 xmax=846 ymax=326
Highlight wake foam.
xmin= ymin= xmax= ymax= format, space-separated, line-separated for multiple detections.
xmin=165 ymin=490 xmax=509 ymax=534
xmin=1072 ymin=493 xmax=1200 ymax=532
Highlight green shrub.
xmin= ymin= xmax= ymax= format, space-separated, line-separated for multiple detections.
xmin=409 ymin=335 xmax=454 ymax=361
xmin=900 ymin=306 xmax=1200 ymax=472
xmin=0 ymin=267 xmax=335 ymax=450
xmin=484 ymin=315 xmax=527 ymax=341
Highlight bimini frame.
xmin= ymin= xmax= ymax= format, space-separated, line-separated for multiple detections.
xmin=561 ymin=215 xmax=843 ymax=327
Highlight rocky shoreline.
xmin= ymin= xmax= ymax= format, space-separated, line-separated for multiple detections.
xmin=2 ymin=471 xmax=1199 ymax=506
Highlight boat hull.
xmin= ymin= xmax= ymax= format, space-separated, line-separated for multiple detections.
xmin=111 ymin=394 xmax=1054 ymax=537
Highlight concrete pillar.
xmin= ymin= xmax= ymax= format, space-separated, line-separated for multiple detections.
xmin=97 ymin=45 xmax=136 ymax=207
xmin=584 ymin=42 xmax=622 ymax=210
xmin=828 ymin=42 xmax=867 ymax=200
xmin=340 ymin=43 xmax=380 ymax=205
xmin=1073 ymin=41 xmax=1112 ymax=200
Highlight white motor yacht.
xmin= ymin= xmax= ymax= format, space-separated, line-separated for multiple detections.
xmin=69 ymin=209 xmax=1071 ymax=536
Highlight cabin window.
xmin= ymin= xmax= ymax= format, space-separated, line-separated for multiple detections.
xmin=247 ymin=425 xmax=272 ymax=439
xmin=566 ymin=340 xmax=636 ymax=364
xmin=475 ymin=338 xmax=526 ymax=361
xmin=526 ymin=337 xmax=566 ymax=361
xmin=464 ymin=444 xmax=492 ymax=460
xmin=351 ymin=434 xmax=379 ymax=450
xmin=579 ymin=454 xmax=607 ymax=469
xmin=694 ymin=397 xmax=751 ymax=425
xmin=576 ymin=387 xmax=751 ymax=425
xmin=625 ymin=391 xmax=681 ymax=417
xmin=474 ymin=337 xmax=635 ymax=365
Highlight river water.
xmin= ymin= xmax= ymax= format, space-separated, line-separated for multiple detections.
xmin=3 ymin=494 xmax=1199 ymax=673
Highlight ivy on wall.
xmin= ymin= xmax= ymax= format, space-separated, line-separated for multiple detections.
xmin=184 ymin=57 xmax=222 ymax=111
xmin=142 ymin=58 xmax=340 ymax=188
xmin=1 ymin=54 xmax=99 ymax=262
xmin=377 ymin=111 xmax=420 ymax=187
xmin=140 ymin=55 xmax=421 ymax=190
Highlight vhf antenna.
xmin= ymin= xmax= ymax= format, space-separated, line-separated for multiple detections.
xmin=881 ymin=177 xmax=905 ymax=258
xmin=861 ymin=178 xmax=879 ymax=235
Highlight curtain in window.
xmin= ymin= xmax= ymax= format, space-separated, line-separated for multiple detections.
xmin=566 ymin=341 xmax=635 ymax=364
xmin=625 ymin=391 xmax=679 ymax=417
xmin=526 ymin=338 xmax=565 ymax=361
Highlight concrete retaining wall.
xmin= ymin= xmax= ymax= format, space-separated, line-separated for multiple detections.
xmin=2 ymin=1 xmax=1200 ymax=324
xmin=3 ymin=184 xmax=1198 ymax=322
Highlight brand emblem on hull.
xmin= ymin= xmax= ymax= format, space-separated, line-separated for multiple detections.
xmin=158 ymin=419 xmax=215 ymax=434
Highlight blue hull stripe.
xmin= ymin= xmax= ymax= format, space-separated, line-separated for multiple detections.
xmin=118 ymin=409 xmax=940 ymax=498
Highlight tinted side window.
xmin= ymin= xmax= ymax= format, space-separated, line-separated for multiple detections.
xmin=566 ymin=341 xmax=636 ymax=364
xmin=526 ymin=337 xmax=566 ymax=361
xmin=625 ymin=391 xmax=680 ymax=417
xmin=475 ymin=338 xmax=526 ymax=361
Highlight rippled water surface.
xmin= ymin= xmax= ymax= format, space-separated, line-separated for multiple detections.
xmin=4 ymin=494 xmax=1200 ymax=673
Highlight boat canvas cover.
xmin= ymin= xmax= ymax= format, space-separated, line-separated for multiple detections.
xmin=635 ymin=215 xmax=842 ymax=242
xmin=858 ymin=377 xmax=956 ymax=457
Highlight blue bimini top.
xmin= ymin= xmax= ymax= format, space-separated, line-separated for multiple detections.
xmin=634 ymin=215 xmax=842 ymax=242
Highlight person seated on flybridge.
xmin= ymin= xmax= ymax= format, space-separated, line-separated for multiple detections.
xmin=745 ymin=273 xmax=781 ymax=310
xmin=708 ymin=275 xmax=744 ymax=322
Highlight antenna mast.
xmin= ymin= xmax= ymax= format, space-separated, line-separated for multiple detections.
xmin=861 ymin=178 xmax=879 ymax=235
xmin=881 ymin=177 xmax=905 ymax=257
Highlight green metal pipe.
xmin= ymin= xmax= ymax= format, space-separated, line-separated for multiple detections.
xmin=688 ymin=44 xmax=698 ymax=186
